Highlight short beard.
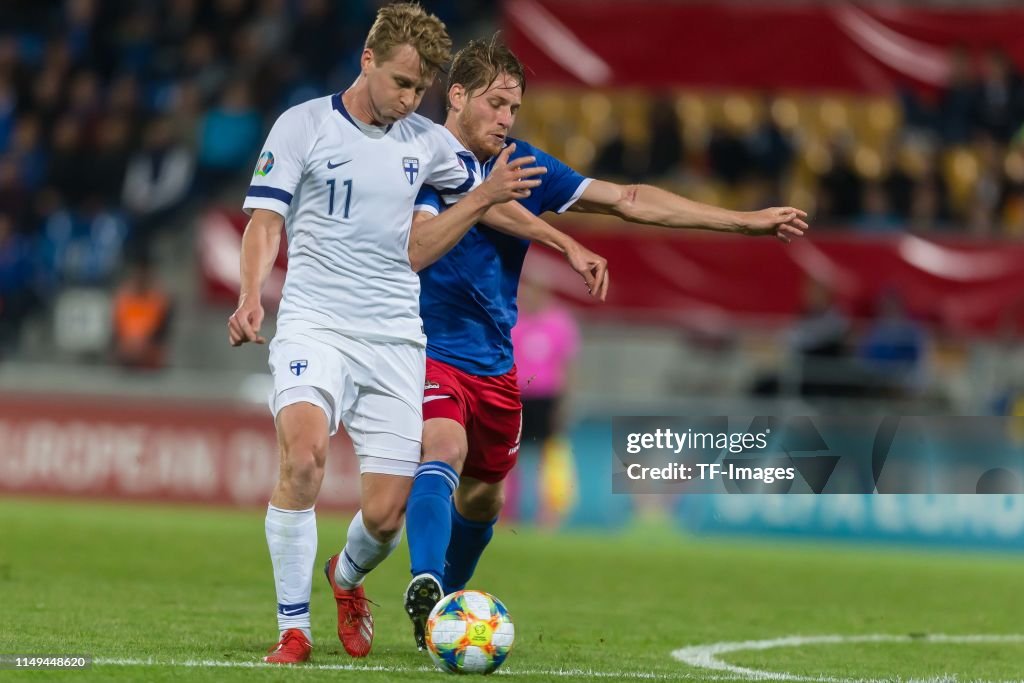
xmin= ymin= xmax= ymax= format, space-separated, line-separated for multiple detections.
xmin=458 ymin=113 xmax=498 ymax=161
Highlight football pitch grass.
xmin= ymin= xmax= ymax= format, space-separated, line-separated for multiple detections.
xmin=2 ymin=497 xmax=1022 ymax=681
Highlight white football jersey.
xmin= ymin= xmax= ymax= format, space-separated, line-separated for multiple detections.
xmin=243 ymin=93 xmax=476 ymax=345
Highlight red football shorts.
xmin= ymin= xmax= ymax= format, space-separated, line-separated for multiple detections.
xmin=422 ymin=357 xmax=522 ymax=483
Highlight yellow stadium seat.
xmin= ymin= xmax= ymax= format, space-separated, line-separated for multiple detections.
xmin=675 ymin=91 xmax=710 ymax=150
xmin=578 ymin=91 xmax=613 ymax=140
xmin=720 ymin=92 xmax=761 ymax=135
xmin=818 ymin=96 xmax=851 ymax=137
xmin=943 ymin=146 xmax=979 ymax=213
xmin=563 ymin=134 xmax=597 ymax=172
xmin=770 ymin=95 xmax=801 ymax=132
xmin=853 ymin=145 xmax=883 ymax=180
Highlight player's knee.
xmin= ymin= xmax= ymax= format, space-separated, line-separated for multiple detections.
xmin=422 ymin=424 xmax=468 ymax=471
xmin=458 ymin=484 xmax=505 ymax=522
xmin=279 ymin=440 xmax=327 ymax=489
xmin=361 ymin=505 xmax=404 ymax=543
xmin=422 ymin=440 xmax=466 ymax=470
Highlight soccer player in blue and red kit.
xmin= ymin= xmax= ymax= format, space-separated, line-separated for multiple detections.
xmin=402 ymin=37 xmax=809 ymax=648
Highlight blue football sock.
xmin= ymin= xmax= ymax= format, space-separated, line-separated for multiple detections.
xmin=407 ymin=461 xmax=459 ymax=584
xmin=443 ymin=506 xmax=495 ymax=594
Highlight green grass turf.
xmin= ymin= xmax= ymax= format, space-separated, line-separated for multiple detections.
xmin=0 ymin=497 xmax=1022 ymax=681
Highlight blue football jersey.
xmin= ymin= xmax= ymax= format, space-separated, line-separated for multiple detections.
xmin=416 ymin=136 xmax=591 ymax=376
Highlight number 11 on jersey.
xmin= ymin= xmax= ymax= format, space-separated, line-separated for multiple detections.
xmin=326 ymin=179 xmax=353 ymax=218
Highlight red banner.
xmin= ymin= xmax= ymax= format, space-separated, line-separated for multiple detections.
xmin=201 ymin=206 xmax=1024 ymax=336
xmin=529 ymin=228 xmax=1024 ymax=336
xmin=0 ymin=394 xmax=361 ymax=509
xmin=198 ymin=208 xmax=286 ymax=307
xmin=502 ymin=1 xmax=1024 ymax=91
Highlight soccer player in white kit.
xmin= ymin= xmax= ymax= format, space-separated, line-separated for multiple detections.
xmin=227 ymin=3 xmax=547 ymax=664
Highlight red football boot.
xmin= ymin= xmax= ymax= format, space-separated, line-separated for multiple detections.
xmin=263 ymin=628 xmax=311 ymax=664
xmin=324 ymin=553 xmax=374 ymax=657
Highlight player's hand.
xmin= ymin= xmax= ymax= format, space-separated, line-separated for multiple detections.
xmin=565 ymin=239 xmax=609 ymax=302
xmin=739 ymin=207 xmax=809 ymax=243
xmin=228 ymin=295 xmax=266 ymax=346
xmin=481 ymin=143 xmax=546 ymax=204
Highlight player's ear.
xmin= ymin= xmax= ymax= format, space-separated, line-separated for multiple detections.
xmin=360 ymin=48 xmax=376 ymax=75
xmin=448 ymin=84 xmax=465 ymax=113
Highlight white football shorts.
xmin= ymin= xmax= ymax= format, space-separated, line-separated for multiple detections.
xmin=268 ymin=328 xmax=424 ymax=476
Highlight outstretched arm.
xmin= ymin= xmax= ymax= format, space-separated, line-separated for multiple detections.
xmin=569 ymin=180 xmax=809 ymax=242
xmin=481 ymin=201 xmax=609 ymax=301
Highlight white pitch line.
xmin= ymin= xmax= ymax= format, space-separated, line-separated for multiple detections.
xmin=94 ymin=657 xmax=736 ymax=680
xmin=94 ymin=634 xmax=1024 ymax=681
xmin=671 ymin=633 xmax=1024 ymax=683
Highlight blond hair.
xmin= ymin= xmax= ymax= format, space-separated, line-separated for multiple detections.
xmin=365 ymin=2 xmax=452 ymax=77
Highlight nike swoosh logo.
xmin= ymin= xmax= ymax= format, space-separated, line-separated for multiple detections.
xmin=281 ymin=607 xmax=306 ymax=615
xmin=327 ymin=160 xmax=352 ymax=169
xmin=423 ymin=395 xmax=451 ymax=403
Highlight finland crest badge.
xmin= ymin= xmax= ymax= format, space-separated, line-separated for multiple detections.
xmin=403 ymin=156 xmax=419 ymax=185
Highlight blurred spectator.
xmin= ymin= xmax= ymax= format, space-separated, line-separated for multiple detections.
xmin=182 ymin=32 xmax=228 ymax=103
xmin=289 ymin=0 xmax=342 ymax=85
xmin=0 ymin=213 xmax=36 ymax=354
xmin=975 ymin=49 xmax=1024 ymax=143
xmin=107 ymin=74 xmax=141 ymax=121
xmin=0 ymin=37 xmax=26 ymax=91
xmin=206 ymin=0 xmax=253 ymax=57
xmin=111 ymin=256 xmax=172 ymax=370
xmin=87 ymin=116 xmax=132 ymax=207
xmin=908 ymin=177 xmax=948 ymax=233
xmin=196 ymin=81 xmax=261 ymax=197
xmin=707 ymin=124 xmax=750 ymax=187
xmin=30 ymin=65 xmax=64 ymax=131
xmin=47 ymin=116 xmax=87 ymax=207
xmin=7 ymin=115 xmax=48 ymax=193
xmin=645 ymin=94 xmax=683 ymax=179
xmin=43 ymin=38 xmax=75 ymax=80
xmin=897 ymin=85 xmax=935 ymax=137
xmin=754 ymin=279 xmax=855 ymax=397
xmin=592 ymin=120 xmax=644 ymax=182
xmin=168 ymin=80 xmax=204 ymax=148
xmin=0 ymin=159 xmax=29 ymax=229
xmin=748 ymin=97 xmax=794 ymax=200
xmin=0 ymin=76 xmax=15 ymax=152
xmin=880 ymin=144 xmax=914 ymax=220
xmin=122 ymin=117 xmax=195 ymax=254
xmin=113 ymin=9 xmax=156 ymax=77
xmin=858 ymin=290 xmax=928 ymax=397
xmin=65 ymin=0 xmax=99 ymax=67
xmin=786 ymin=279 xmax=855 ymax=396
xmin=230 ymin=25 xmax=269 ymax=88
xmin=938 ymin=47 xmax=978 ymax=145
xmin=251 ymin=0 xmax=291 ymax=61
xmin=818 ymin=140 xmax=863 ymax=222
xmin=855 ymin=182 xmax=902 ymax=233
xmin=152 ymin=0 xmax=200 ymax=80
xmin=907 ymin=142 xmax=952 ymax=231
xmin=67 ymin=70 xmax=103 ymax=125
